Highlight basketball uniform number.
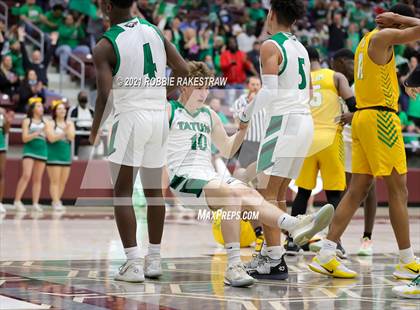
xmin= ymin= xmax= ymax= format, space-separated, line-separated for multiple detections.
xmin=310 ymin=85 xmax=322 ymax=107
xmin=298 ymin=57 xmax=307 ymax=90
xmin=143 ymin=43 xmax=157 ymax=79
xmin=357 ymin=53 xmax=364 ymax=80
xmin=191 ymin=133 xmax=207 ymax=151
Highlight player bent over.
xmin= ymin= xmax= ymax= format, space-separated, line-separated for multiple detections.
xmin=166 ymin=61 xmax=335 ymax=287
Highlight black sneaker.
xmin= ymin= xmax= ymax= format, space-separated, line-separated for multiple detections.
xmin=247 ymin=254 xmax=288 ymax=280
xmin=337 ymin=242 xmax=347 ymax=259
xmin=284 ymin=236 xmax=303 ymax=256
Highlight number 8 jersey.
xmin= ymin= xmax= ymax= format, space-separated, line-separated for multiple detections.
xmin=167 ymin=100 xmax=215 ymax=181
xmin=102 ymin=17 xmax=167 ymax=114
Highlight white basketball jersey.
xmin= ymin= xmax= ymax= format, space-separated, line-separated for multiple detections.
xmin=265 ymin=32 xmax=311 ymax=115
xmin=167 ymin=100 xmax=214 ymax=179
xmin=103 ymin=17 xmax=167 ymax=114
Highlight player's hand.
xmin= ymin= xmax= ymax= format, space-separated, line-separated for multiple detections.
xmin=338 ymin=113 xmax=354 ymax=125
xmin=89 ymin=131 xmax=101 ymax=145
xmin=376 ymin=12 xmax=400 ymax=29
xmin=239 ymin=121 xmax=249 ymax=130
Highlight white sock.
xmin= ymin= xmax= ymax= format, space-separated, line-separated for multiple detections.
xmin=225 ymin=242 xmax=241 ymax=266
xmin=260 ymin=241 xmax=268 ymax=256
xmin=319 ymin=239 xmax=337 ymax=264
xmin=400 ymin=247 xmax=415 ymax=264
xmin=277 ymin=214 xmax=298 ymax=231
xmin=124 ymin=246 xmax=142 ymax=260
xmin=266 ymin=246 xmax=283 ymax=260
xmin=148 ymin=243 xmax=161 ymax=256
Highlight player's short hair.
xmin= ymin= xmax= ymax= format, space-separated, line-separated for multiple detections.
xmin=306 ymin=46 xmax=320 ymax=62
xmin=270 ymin=0 xmax=306 ymax=26
xmin=333 ymin=48 xmax=355 ymax=61
xmin=389 ymin=3 xmax=415 ymax=17
xmin=110 ymin=0 xmax=134 ymax=9
xmin=187 ymin=61 xmax=214 ymax=87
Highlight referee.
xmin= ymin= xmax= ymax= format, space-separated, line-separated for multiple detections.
xmin=233 ymin=76 xmax=266 ymax=170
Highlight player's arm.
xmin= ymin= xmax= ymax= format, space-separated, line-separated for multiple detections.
xmin=376 ymin=12 xmax=420 ymax=29
xmin=334 ymin=72 xmax=357 ymax=112
xmin=164 ymin=37 xmax=189 ymax=95
xmin=371 ymin=25 xmax=420 ymax=49
xmin=239 ymin=41 xmax=279 ymax=122
xmin=211 ymin=109 xmax=248 ymax=159
xmin=89 ymin=39 xmax=115 ymax=145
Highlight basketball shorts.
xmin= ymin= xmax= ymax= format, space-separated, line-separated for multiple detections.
xmin=257 ymin=112 xmax=314 ymax=179
xmin=169 ymin=169 xmax=243 ymax=208
xmin=108 ymin=109 xmax=169 ymax=168
xmin=295 ymin=132 xmax=346 ymax=191
xmin=352 ymin=109 xmax=407 ymax=176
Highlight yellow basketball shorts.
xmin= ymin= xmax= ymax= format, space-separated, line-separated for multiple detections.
xmin=352 ymin=109 xmax=407 ymax=177
xmin=295 ymin=132 xmax=345 ymax=191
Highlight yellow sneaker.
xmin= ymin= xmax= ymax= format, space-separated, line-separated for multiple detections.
xmin=392 ymin=275 xmax=420 ymax=299
xmin=308 ymin=256 xmax=358 ymax=278
xmin=393 ymin=259 xmax=420 ymax=280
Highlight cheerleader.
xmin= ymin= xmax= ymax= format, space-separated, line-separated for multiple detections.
xmin=45 ymin=100 xmax=75 ymax=211
xmin=14 ymin=97 xmax=47 ymax=212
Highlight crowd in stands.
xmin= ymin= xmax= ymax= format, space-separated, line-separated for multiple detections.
xmin=0 ymin=0 xmax=419 ymax=156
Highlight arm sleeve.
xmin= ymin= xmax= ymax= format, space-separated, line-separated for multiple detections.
xmin=240 ymin=75 xmax=278 ymax=122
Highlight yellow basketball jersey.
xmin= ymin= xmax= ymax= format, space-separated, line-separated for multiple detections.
xmin=311 ymin=68 xmax=341 ymax=131
xmin=354 ymin=29 xmax=399 ymax=111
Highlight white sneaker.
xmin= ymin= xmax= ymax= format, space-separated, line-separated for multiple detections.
xmin=392 ymin=275 xmax=420 ymax=298
xmin=357 ymin=237 xmax=373 ymax=256
xmin=114 ymin=259 xmax=145 ymax=283
xmin=14 ymin=201 xmax=26 ymax=212
xmin=53 ymin=202 xmax=66 ymax=212
xmin=144 ymin=254 xmax=162 ymax=278
xmin=289 ymin=204 xmax=335 ymax=246
xmin=32 ymin=204 xmax=43 ymax=212
xmin=0 ymin=203 xmax=6 ymax=213
xmin=224 ymin=263 xmax=255 ymax=287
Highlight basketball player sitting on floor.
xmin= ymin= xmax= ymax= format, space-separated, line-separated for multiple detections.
xmin=166 ymin=61 xmax=335 ymax=287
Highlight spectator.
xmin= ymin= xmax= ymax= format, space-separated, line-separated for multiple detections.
xmin=198 ymin=27 xmax=214 ymax=61
xmin=220 ymin=37 xmax=256 ymax=88
xmin=6 ymin=39 xmax=25 ymax=79
xmin=13 ymin=0 xmax=44 ymax=26
xmin=55 ymin=14 xmax=90 ymax=70
xmin=69 ymin=91 xmax=94 ymax=156
xmin=170 ymin=17 xmax=184 ymax=55
xmin=19 ymin=27 xmax=57 ymax=86
xmin=408 ymin=94 xmax=420 ymax=127
xmin=17 ymin=70 xmax=45 ymax=113
xmin=0 ymin=55 xmax=19 ymax=98
xmin=247 ymin=41 xmax=261 ymax=74
xmin=346 ymin=23 xmax=361 ymax=53
xmin=39 ymin=4 xmax=64 ymax=34
xmin=236 ymin=25 xmax=256 ymax=54
xmin=400 ymin=108 xmax=420 ymax=153
xmin=327 ymin=2 xmax=347 ymax=56
xmin=183 ymin=28 xmax=200 ymax=61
